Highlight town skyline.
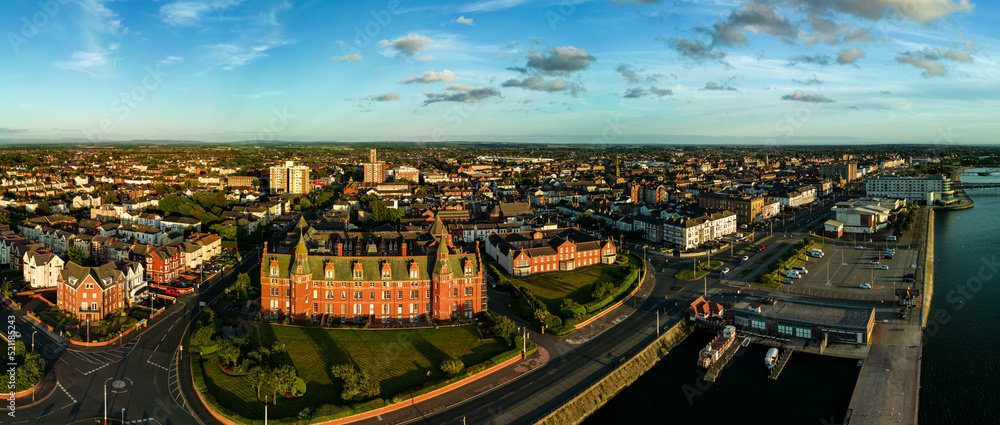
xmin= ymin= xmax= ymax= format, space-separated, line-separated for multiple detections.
xmin=2 ymin=0 xmax=996 ymax=144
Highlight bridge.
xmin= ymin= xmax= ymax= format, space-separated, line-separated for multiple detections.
xmin=961 ymin=167 xmax=1000 ymax=176
xmin=952 ymin=182 xmax=1000 ymax=189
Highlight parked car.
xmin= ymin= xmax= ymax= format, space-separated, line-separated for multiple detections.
xmin=859 ymin=283 xmax=872 ymax=289
xmin=721 ymin=268 xmax=730 ymax=276
xmin=870 ymin=260 xmax=880 ymax=265
xmin=855 ymin=245 xmax=864 ymax=250
xmin=782 ymin=278 xmax=794 ymax=284
xmin=903 ymin=273 xmax=915 ymax=278
xmin=165 ymin=288 xmax=180 ymax=296
xmin=879 ymin=265 xmax=889 ymax=270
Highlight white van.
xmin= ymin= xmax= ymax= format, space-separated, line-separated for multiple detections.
xmin=791 ymin=266 xmax=808 ymax=274
xmin=810 ymin=248 xmax=824 ymax=258
xmin=785 ymin=270 xmax=801 ymax=279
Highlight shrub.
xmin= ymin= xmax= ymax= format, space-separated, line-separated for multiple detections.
xmin=544 ymin=315 xmax=562 ymax=329
xmin=441 ymin=357 xmax=464 ymax=376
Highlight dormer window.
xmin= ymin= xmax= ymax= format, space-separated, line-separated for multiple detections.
xmin=326 ymin=269 xmax=334 ymax=279
xmin=353 ymin=262 xmax=363 ymax=280
xmin=84 ymin=282 xmax=93 ymax=289
xmin=382 ymin=269 xmax=390 ymax=279
xmin=271 ymin=267 xmax=279 ymax=275
xmin=410 ymin=269 xmax=419 ymax=279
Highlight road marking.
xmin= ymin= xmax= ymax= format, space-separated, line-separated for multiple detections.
xmin=82 ymin=362 xmax=112 ymax=375
xmin=146 ymin=355 xmax=170 ymax=372
xmin=58 ymin=381 xmax=77 ymax=403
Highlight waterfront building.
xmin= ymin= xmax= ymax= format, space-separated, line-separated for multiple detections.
xmin=864 ymin=174 xmax=954 ymax=204
xmin=732 ymin=300 xmax=875 ymax=345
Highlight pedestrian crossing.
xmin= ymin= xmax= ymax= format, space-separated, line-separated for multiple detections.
xmin=65 ymin=337 xmax=140 ymax=364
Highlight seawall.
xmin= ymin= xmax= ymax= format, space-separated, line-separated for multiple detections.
xmin=922 ymin=208 xmax=935 ymax=328
xmin=533 ymin=319 xmax=694 ymax=425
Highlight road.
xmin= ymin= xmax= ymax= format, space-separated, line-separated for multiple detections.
xmin=4 ymin=218 xmax=298 ymax=425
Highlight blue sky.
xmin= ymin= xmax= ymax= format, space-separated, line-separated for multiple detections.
xmin=0 ymin=0 xmax=996 ymax=144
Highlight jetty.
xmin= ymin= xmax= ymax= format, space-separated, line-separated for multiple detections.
xmin=768 ymin=349 xmax=793 ymax=380
xmin=703 ymin=335 xmax=748 ymax=383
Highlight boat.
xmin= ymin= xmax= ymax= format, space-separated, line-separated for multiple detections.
xmin=764 ymin=348 xmax=779 ymax=369
xmin=698 ymin=326 xmax=737 ymax=369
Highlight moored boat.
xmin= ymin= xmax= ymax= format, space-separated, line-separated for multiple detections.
xmin=765 ymin=348 xmax=779 ymax=369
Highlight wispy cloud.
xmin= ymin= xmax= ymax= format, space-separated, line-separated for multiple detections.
xmin=459 ymin=0 xmax=530 ymax=13
xmin=781 ymin=90 xmax=834 ymax=103
xmin=201 ymin=2 xmax=294 ymax=71
xmin=55 ymin=49 xmax=112 ymax=76
xmin=453 ymin=16 xmax=474 ymax=25
xmin=159 ymin=0 xmax=245 ymax=26
xmin=401 ymin=70 xmax=458 ymax=84
xmin=422 ymin=84 xmax=499 ymax=105
xmin=233 ymin=91 xmax=283 ymax=99
xmin=378 ymin=34 xmax=432 ymax=58
xmin=363 ymin=93 xmax=401 ymax=102
xmin=159 ymin=56 xmax=184 ymax=66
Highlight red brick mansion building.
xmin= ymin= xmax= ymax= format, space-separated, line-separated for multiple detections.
xmin=486 ymin=228 xmax=617 ymax=277
xmin=260 ymin=219 xmax=485 ymax=323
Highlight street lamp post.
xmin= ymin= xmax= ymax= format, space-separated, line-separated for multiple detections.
xmin=31 ymin=331 xmax=37 ymax=353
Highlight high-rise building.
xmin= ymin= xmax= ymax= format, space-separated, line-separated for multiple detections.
xmin=363 ymin=149 xmax=386 ymax=184
xmin=269 ymin=160 xmax=312 ymax=194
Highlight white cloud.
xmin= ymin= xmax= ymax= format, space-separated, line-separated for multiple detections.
xmin=363 ymin=93 xmax=401 ymax=102
xmin=331 ymin=53 xmax=363 ymax=62
xmin=836 ymin=48 xmax=865 ymax=64
xmin=159 ymin=56 xmax=184 ymax=66
xmin=401 ymin=70 xmax=458 ymax=84
xmin=454 ymin=16 xmax=474 ymax=25
xmin=416 ymin=55 xmax=436 ymax=61
xmin=378 ymin=34 xmax=432 ymax=57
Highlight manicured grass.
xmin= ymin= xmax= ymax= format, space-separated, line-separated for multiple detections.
xmin=674 ymin=260 xmax=723 ymax=281
xmin=507 ymin=259 xmax=633 ymax=313
xmin=198 ymin=324 xmax=507 ymax=421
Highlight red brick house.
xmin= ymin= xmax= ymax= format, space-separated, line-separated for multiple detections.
xmin=56 ymin=262 xmax=129 ymax=321
xmin=130 ymin=243 xmax=185 ymax=284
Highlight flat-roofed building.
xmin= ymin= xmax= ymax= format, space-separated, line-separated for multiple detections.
xmin=732 ymin=299 xmax=875 ymax=345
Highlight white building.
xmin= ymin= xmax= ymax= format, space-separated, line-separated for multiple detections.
xmin=659 ymin=211 xmax=737 ymax=250
xmin=865 ymin=175 xmax=954 ymax=204
xmin=775 ymin=186 xmax=817 ymax=209
xmin=24 ymin=251 xmax=65 ymax=289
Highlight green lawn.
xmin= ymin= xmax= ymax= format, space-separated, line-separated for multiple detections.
xmin=197 ymin=324 xmax=507 ymax=421
xmin=674 ymin=260 xmax=724 ymax=281
xmin=509 ymin=259 xmax=633 ymax=313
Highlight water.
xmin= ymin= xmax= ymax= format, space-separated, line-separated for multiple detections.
xmin=919 ymin=170 xmax=1000 ymax=424
xmin=585 ymin=169 xmax=1000 ymax=425
xmin=583 ymin=331 xmax=860 ymax=425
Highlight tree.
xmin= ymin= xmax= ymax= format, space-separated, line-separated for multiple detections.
xmin=272 ymin=364 xmax=298 ymax=402
xmin=331 ymin=364 xmax=380 ymax=402
xmin=415 ymin=188 xmax=427 ymax=198
xmin=440 ymin=357 xmax=464 ymax=376
xmin=491 ymin=313 xmax=515 ymax=346
xmin=66 ymin=245 xmax=88 ymax=265
xmin=591 ymin=281 xmax=615 ymax=299
xmin=0 ymin=211 xmax=11 ymax=225
xmin=235 ymin=273 xmax=250 ymax=292
xmin=216 ymin=336 xmax=243 ymax=368
xmin=210 ymin=224 xmax=238 ymax=241
xmin=35 ymin=202 xmax=52 ymax=216
xmin=191 ymin=326 xmax=214 ymax=346
xmin=297 ymin=198 xmax=313 ymax=211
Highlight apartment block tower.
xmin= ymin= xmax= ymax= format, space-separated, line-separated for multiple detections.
xmin=269 ymin=160 xmax=312 ymax=194
xmin=363 ymin=149 xmax=386 ymax=184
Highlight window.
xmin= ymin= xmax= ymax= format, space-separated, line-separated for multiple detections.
xmin=452 ymin=288 xmax=458 ymax=297
xmin=82 ymin=293 xmax=87 ymax=299
xmin=353 ymin=304 xmax=362 ymax=315
xmin=354 ymin=269 xmax=362 ymax=279
xmin=382 ymin=269 xmax=390 ymax=279
xmin=382 ymin=304 xmax=390 ymax=315
xmin=313 ymin=303 xmax=319 ymax=313
xmin=425 ymin=290 xmax=431 ymax=298
xmin=465 ymin=287 xmax=473 ymax=297
xmin=85 ymin=282 xmax=93 ymax=289
xmin=353 ymin=292 xmax=362 ymax=300
xmin=369 ymin=291 xmax=375 ymax=300
xmin=397 ymin=290 xmax=403 ymax=300
xmin=383 ymin=290 xmax=391 ymax=300
xmin=410 ymin=269 xmax=418 ymax=279
xmin=326 ymin=269 xmax=333 ymax=279
xmin=90 ymin=302 xmax=97 ymax=311
xmin=271 ymin=267 xmax=278 ymax=275
xmin=286 ymin=288 xmax=291 ymax=297
xmin=410 ymin=290 xmax=419 ymax=299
